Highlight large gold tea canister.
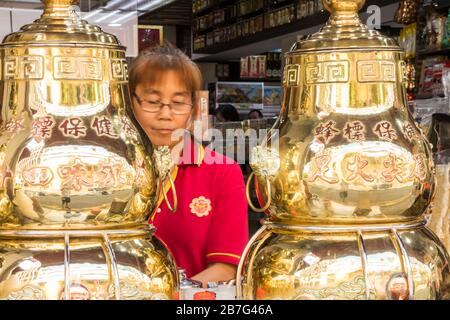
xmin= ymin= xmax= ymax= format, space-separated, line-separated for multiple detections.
xmin=0 ymin=0 xmax=178 ymax=299
xmin=239 ymin=0 xmax=450 ymax=300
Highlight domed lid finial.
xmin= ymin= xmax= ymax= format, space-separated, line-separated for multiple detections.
xmin=41 ymin=0 xmax=79 ymax=5
xmin=290 ymin=0 xmax=399 ymax=53
xmin=323 ymin=0 xmax=365 ymax=14
xmin=1 ymin=0 xmax=121 ymax=47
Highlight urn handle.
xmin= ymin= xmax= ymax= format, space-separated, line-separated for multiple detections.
xmin=246 ymin=146 xmax=280 ymax=213
xmin=154 ymin=146 xmax=178 ymax=213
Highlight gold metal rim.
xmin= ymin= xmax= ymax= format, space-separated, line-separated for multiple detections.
xmin=0 ymin=222 xmax=151 ymax=232
xmin=264 ymin=220 xmax=426 ymax=232
xmin=0 ymin=43 xmax=125 ymax=49
xmin=0 ymin=225 xmax=155 ymax=239
xmin=287 ymin=47 xmax=401 ymax=55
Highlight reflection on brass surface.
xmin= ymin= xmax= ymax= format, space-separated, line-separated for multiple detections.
xmin=239 ymin=223 xmax=450 ymax=300
xmin=0 ymin=0 xmax=178 ymax=299
xmin=0 ymin=227 xmax=177 ymax=300
xmin=238 ymin=0 xmax=450 ymax=300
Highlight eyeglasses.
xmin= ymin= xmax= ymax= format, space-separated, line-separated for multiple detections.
xmin=133 ymin=92 xmax=193 ymax=115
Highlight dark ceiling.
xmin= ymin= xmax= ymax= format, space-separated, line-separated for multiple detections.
xmin=139 ymin=0 xmax=192 ymax=26
xmin=0 ymin=0 xmax=105 ymax=10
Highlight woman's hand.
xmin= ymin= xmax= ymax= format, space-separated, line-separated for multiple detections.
xmin=191 ymin=263 xmax=236 ymax=288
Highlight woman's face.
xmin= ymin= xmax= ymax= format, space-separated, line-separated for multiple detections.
xmin=132 ymin=70 xmax=193 ymax=147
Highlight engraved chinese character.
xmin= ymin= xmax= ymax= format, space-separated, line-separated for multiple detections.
xmin=345 ymin=154 xmax=374 ymax=182
xmin=134 ymin=156 xmax=148 ymax=187
xmin=373 ymin=121 xmax=397 ymax=141
xmin=59 ymin=118 xmax=87 ymax=138
xmin=97 ymin=159 xmax=124 ymax=188
xmin=98 ymin=161 xmax=116 ymax=188
xmin=409 ymin=154 xmax=427 ymax=182
xmin=5 ymin=119 xmax=24 ymax=134
xmin=308 ymin=151 xmax=339 ymax=184
xmin=120 ymin=117 xmax=138 ymax=139
xmin=402 ymin=123 xmax=417 ymax=142
xmin=58 ymin=158 xmax=93 ymax=191
xmin=382 ymin=153 xmax=405 ymax=183
xmin=22 ymin=167 xmax=54 ymax=187
xmin=32 ymin=116 xmax=55 ymax=139
xmin=343 ymin=121 xmax=366 ymax=142
xmin=314 ymin=120 xmax=340 ymax=144
xmin=91 ymin=116 xmax=117 ymax=138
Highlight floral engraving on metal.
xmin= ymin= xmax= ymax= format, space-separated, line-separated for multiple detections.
xmin=60 ymin=283 xmax=91 ymax=300
xmin=305 ymin=61 xmax=349 ymax=84
xmin=357 ymin=60 xmax=396 ymax=83
xmin=106 ymin=280 xmax=170 ymax=300
xmin=53 ymin=57 xmax=102 ymax=80
xmin=4 ymin=56 xmax=44 ymax=80
xmin=294 ymin=276 xmax=374 ymax=300
xmin=7 ymin=285 xmax=45 ymax=300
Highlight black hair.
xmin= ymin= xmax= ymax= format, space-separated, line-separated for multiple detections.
xmin=216 ymin=104 xmax=241 ymax=122
xmin=248 ymin=109 xmax=264 ymax=119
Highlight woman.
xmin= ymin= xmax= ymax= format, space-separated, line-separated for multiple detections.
xmin=129 ymin=45 xmax=248 ymax=286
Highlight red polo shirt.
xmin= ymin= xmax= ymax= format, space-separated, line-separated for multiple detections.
xmin=150 ymin=139 xmax=248 ymax=278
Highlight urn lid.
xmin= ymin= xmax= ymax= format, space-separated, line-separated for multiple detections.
xmin=290 ymin=0 xmax=400 ymax=54
xmin=1 ymin=0 xmax=122 ymax=48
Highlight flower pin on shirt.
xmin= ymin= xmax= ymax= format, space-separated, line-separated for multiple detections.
xmin=189 ymin=196 xmax=212 ymax=217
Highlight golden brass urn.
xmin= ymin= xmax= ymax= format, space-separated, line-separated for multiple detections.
xmin=0 ymin=0 xmax=178 ymax=299
xmin=239 ymin=0 xmax=450 ymax=300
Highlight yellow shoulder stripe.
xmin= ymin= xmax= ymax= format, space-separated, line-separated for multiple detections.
xmin=206 ymin=252 xmax=241 ymax=260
